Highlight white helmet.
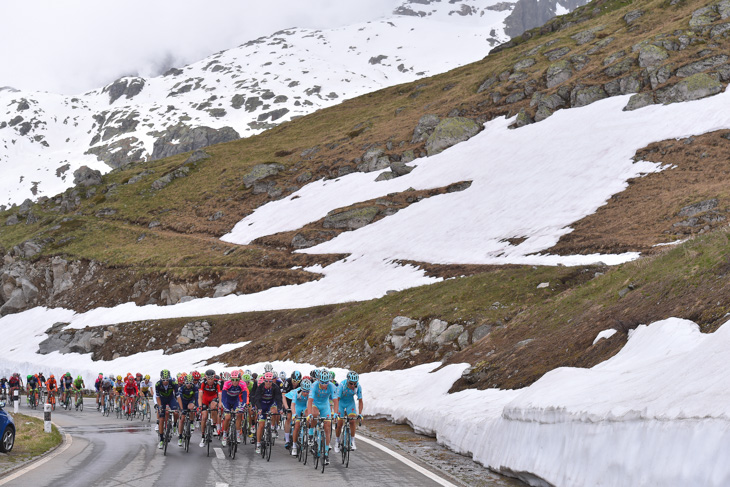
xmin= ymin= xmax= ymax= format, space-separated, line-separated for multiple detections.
xmin=279 ymin=371 xmax=287 ymax=380
xmin=264 ymin=363 xmax=273 ymax=373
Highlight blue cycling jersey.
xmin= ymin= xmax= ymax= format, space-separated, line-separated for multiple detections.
xmin=337 ymin=382 xmax=362 ymax=404
xmin=285 ymin=388 xmax=310 ymax=413
xmin=310 ymin=381 xmax=336 ymax=405
xmin=177 ymin=384 xmax=198 ymax=401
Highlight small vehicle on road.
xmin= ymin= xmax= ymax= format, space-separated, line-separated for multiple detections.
xmin=0 ymin=399 xmax=15 ymax=453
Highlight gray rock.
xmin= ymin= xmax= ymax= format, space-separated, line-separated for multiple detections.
xmin=678 ymin=199 xmax=718 ymax=217
xmin=391 ymin=316 xmax=418 ymax=335
xmin=570 ymin=55 xmax=590 ymax=71
xmin=323 ymin=206 xmax=379 ymax=230
xmin=425 ymin=117 xmax=481 ymax=156
xmin=512 ymin=109 xmax=533 ymax=128
xmin=516 ymin=339 xmax=534 ymax=348
xmin=571 ymin=29 xmax=596 ymax=46
xmin=436 ymin=324 xmax=465 ymax=346
xmin=390 ymin=335 xmax=409 ymax=351
xmin=150 ymin=123 xmax=239 ymax=160
xmin=690 ymin=5 xmax=721 ymax=27
xmin=514 ymin=58 xmax=536 ymax=71
xmin=184 ymin=150 xmax=211 ymax=164
xmin=213 ymin=280 xmax=237 ymax=298
xmin=424 ymin=319 xmax=449 ymax=345
xmin=151 ymin=166 xmax=189 ymax=191
xmin=648 ymin=65 xmax=674 ymax=90
xmin=242 ymin=163 xmax=285 ymax=188
xmin=231 ymin=94 xmax=246 ymax=109
xmin=472 ymin=324 xmax=492 ymax=342
xmin=544 ymin=47 xmax=571 ymax=61
xmin=73 ymin=166 xmax=102 ymax=186
xmin=676 ymin=55 xmax=729 ymax=77
xmin=476 ymin=77 xmax=497 ymax=94
xmin=21 ymin=241 xmax=42 ymax=258
xmin=457 ymin=330 xmax=470 ymax=349
xmin=638 ymin=45 xmax=669 ymax=68
xmin=570 ymin=85 xmax=608 ymax=107
xmin=623 ymin=92 xmax=656 ymax=111
xmin=411 ymin=114 xmax=440 ymax=143
xmin=656 ymin=73 xmax=723 ymax=104
xmin=375 ymin=171 xmax=395 ymax=182
xmin=390 ymin=162 xmax=413 ymax=177
xmin=357 ymin=147 xmax=390 ymax=173
xmin=546 ymin=60 xmax=573 ymax=89
xmin=103 ymin=77 xmax=145 ymax=104
xmin=209 ymin=211 xmax=224 ymax=221
xmin=5 ymin=214 xmax=19 ymax=226
xmin=624 ymin=9 xmax=644 ymax=24
xmin=603 ymin=51 xmax=627 ymax=66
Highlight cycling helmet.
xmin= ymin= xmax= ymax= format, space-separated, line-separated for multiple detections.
xmin=301 ymin=379 xmax=312 ymax=391
xmin=257 ymin=376 xmax=265 ymax=385
xmin=136 ymin=372 xmax=142 ymax=378
xmin=242 ymin=374 xmax=251 ymax=382
xmin=192 ymin=371 xmax=201 ymax=381
xmin=77 ymin=375 xmax=82 ymax=381
xmin=347 ymin=371 xmax=359 ymax=383
xmin=26 ymin=375 xmax=32 ymax=380
xmin=303 ymin=375 xmax=313 ymax=382
xmin=244 ymin=369 xmax=252 ymax=376
xmin=117 ymin=375 xmax=122 ymax=381
xmin=319 ymin=368 xmax=330 ymax=383
xmin=223 ymin=371 xmax=231 ymax=381
xmin=230 ymin=370 xmax=240 ymax=380
xmin=263 ymin=372 xmax=274 ymax=382
xmin=264 ymin=363 xmax=273 ymax=373
xmin=279 ymin=371 xmax=287 ymax=381
xmin=66 ymin=372 xmax=71 ymax=377
xmin=144 ymin=374 xmax=150 ymax=380
xmin=160 ymin=369 xmax=171 ymax=380
xmin=98 ymin=373 xmax=103 ymax=377
xmin=309 ymin=370 xmax=318 ymax=379
xmin=184 ymin=376 xmax=193 ymax=385
xmin=205 ymin=369 xmax=215 ymax=378
xmin=330 ymin=371 xmax=336 ymax=380
xmin=49 ymin=374 xmax=55 ymax=379
xmin=292 ymin=371 xmax=302 ymax=381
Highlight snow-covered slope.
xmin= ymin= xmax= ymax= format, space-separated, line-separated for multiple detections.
xmin=0 ymin=0 xmax=587 ymax=208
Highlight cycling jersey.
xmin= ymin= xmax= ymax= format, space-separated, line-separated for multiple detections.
xmin=73 ymin=379 xmax=84 ymax=390
xmin=253 ymin=381 xmax=282 ymax=416
xmin=27 ymin=378 xmax=38 ymax=389
xmin=8 ymin=377 xmax=19 ymax=388
xmin=281 ymin=378 xmax=300 ymax=395
xmin=46 ymin=378 xmax=58 ymax=391
xmin=154 ymin=380 xmax=178 ymax=399
xmin=310 ymin=381 xmax=337 ymax=417
xmin=337 ymin=382 xmax=362 ymax=416
xmin=101 ymin=380 xmax=113 ymax=392
xmin=61 ymin=376 xmax=73 ymax=389
xmin=114 ymin=380 xmax=124 ymax=393
xmin=284 ymin=388 xmax=310 ymax=415
xmin=177 ymin=384 xmax=199 ymax=409
xmin=124 ymin=381 xmax=138 ymax=396
xmin=199 ymin=380 xmax=220 ymax=407
xmin=220 ymin=380 xmax=248 ymax=411
xmin=94 ymin=378 xmax=103 ymax=391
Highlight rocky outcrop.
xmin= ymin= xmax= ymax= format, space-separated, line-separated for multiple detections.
xmin=655 ymin=73 xmax=723 ymax=104
xmin=73 ymin=166 xmax=103 ymax=187
xmin=411 ymin=114 xmax=440 ymax=143
xmin=425 ymin=117 xmax=481 ymax=156
xmin=150 ymin=123 xmax=239 ymax=160
xmin=86 ymin=137 xmax=146 ymax=169
xmin=385 ymin=316 xmax=480 ymax=358
xmin=323 ymin=206 xmax=380 ymax=230
xmin=103 ymin=77 xmax=145 ymax=105
xmin=176 ymin=320 xmax=212 ymax=344
xmin=357 ymin=147 xmax=391 ymax=173
xmin=504 ymin=0 xmax=589 ymax=38
xmin=242 ymin=163 xmax=285 ymax=188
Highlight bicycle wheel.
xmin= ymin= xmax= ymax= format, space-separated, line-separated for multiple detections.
xmin=206 ymin=420 xmax=212 ymax=457
xmin=265 ymin=422 xmax=272 ymax=462
xmin=184 ymin=416 xmax=191 ymax=453
xmin=163 ymin=417 xmax=171 ymax=456
xmin=342 ymin=425 xmax=350 ymax=467
xmin=313 ymin=429 xmax=320 ymax=469
xmin=78 ymin=395 xmax=84 ymax=412
xmin=228 ymin=417 xmax=234 ymax=458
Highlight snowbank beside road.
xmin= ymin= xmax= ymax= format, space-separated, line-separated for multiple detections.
xmin=364 ymin=318 xmax=730 ymax=486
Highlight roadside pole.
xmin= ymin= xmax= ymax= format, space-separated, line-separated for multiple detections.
xmin=44 ymin=403 xmax=52 ymax=433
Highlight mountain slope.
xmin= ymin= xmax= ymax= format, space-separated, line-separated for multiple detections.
xmin=0 ymin=0 xmax=590 ymax=209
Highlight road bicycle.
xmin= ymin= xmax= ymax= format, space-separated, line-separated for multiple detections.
xmin=260 ymin=412 xmax=273 ymax=462
xmin=75 ymin=390 xmax=84 ymax=411
xmin=27 ymin=390 xmax=37 ymax=409
xmin=295 ymin=415 xmax=308 ymax=465
xmin=181 ymin=409 xmax=193 ymax=453
xmin=46 ymin=391 xmax=57 ymax=411
xmin=204 ymin=411 xmax=215 ymax=457
xmin=102 ymin=392 xmax=111 ymax=417
xmin=61 ymin=390 xmax=72 ymax=410
xmin=226 ymin=409 xmax=239 ymax=459
xmin=138 ymin=396 xmax=151 ymax=422
xmin=311 ymin=416 xmax=330 ymax=473
xmin=161 ymin=407 xmax=174 ymax=456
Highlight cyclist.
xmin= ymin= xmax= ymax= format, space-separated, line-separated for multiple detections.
xmin=281 ymin=370 xmax=302 ymax=449
xmin=123 ymin=375 xmax=139 ymax=416
xmin=26 ymin=374 xmax=40 ymax=406
xmin=176 ymin=375 xmax=199 ymax=447
xmin=190 ymin=370 xmax=202 ymax=388
xmin=155 ymin=370 xmax=179 ymax=449
xmin=135 ymin=372 xmax=143 ymax=387
xmin=334 ymin=371 xmax=364 ymax=452
xmin=198 ymin=369 xmax=222 ymax=448
xmin=94 ymin=373 xmax=104 ymax=410
xmin=0 ymin=377 xmax=6 ymax=399
xmin=38 ymin=372 xmax=46 ymax=388
xmin=285 ymin=377 xmax=311 ymax=456
xmin=100 ymin=376 xmax=114 ymax=410
xmin=73 ymin=375 xmax=85 ymax=409
xmin=138 ymin=375 xmax=152 ymax=397
xmin=8 ymin=374 xmax=21 ymax=403
xmin=253 ymin=371 xmax=282 ymax=454
xmin=46 ymin=374 xmax=58 ymax=407
xmin=220 ymin=370 xmax=248 ymax=446
xmin=306 ymin=368 xmax=338 ymax=466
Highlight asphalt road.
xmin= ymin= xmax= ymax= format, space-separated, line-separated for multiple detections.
xmin=6 ymin=399 xmax=452 ymax=487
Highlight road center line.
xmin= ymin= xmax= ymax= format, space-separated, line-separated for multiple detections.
xmin=215 ymin=483 xmax=229 ymax=487
xmin=214 ymin=447 xmax=225 ymax=459
xmin=357 ymin=436 xmax=459 ymax=487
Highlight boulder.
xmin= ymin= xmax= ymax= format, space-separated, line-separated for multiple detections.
xmin=424 ymin=319 xmax=448 ymax=345
xmin=604 ymin=57 xmax=636 ymax=78
xmin=184 ymin=150 xmax=211 ymax=164
xmin=150 ymin=123 xmax=239 ymax=161
xmin=391 ymin=316 xmax=418 ymax=335
xmin=513 ymin=109 xmax=533 ymax=128
xmin=357 ymin=147 xmax=390 ymax=173
xmin=476 ymin=77 xmax=497 ymax=94
xmin=73 ymin=166 xmax=103 ymax=187
xmin=571 ymin=29 xmax=596 ymax=45
xmin=678 ymin=199 xmax=718 ymax=217
xmin=546 ymin=60 xmax=573 ymax=89
xmin=436 ymin=324 xmax=465 ymax=346
xmin=390 ymin=161 xmax=413 ymax=177
xmin=242 ymin=163 xmax=285 ymax=188
xmin=656 ymin=73 xmax=723 ymax=104
xmin=213 ymin=280 xmax=237 ymax=298
xmin=323 ymin=206 xmax=380 ymax=230
xmin=457 ymin=331 xmax=470 ymax=349
xmin=375 ymin=171 xmax=395 ymax=182
xmin=472 ymin=324 xmax=492 ymax=342
xmin=571 ymin=85 xmax=608 ymax=108
xmin=513 ymin=58 xmax=536 ymax=71
xmin=690 ymin=5 xmax=721 ymax=27
xmin=390 ymin=335 xmax=409 ymax=351
xmin=638 ymin=45 xmax=669 ymax=68
xmin=623 ymin=92 xmax=656 ymax=111
xmin=544 ymin=47 xmax=571 ymax=61
xmin=624 ymin=9 xmax=644 ymax=24
xmin=5 ymin=214 xmax=19 ymax=226
xmin=411 ymin=114 xmax=441 ymax=143
xmin=676 ymin=55 xmax=729 ymax=77
xmin=425 ymin=117 xmax=481 ymax=156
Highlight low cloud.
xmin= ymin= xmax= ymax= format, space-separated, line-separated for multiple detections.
xmin=0 ymin=0 xmax=401 ymax=94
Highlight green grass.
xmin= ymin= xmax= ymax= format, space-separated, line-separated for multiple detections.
xmin=0 ymin=413 xmax=62 ymax=470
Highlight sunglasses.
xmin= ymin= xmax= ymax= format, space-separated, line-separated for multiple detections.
xmin=230 ymin=378 xmax=240 ymax=382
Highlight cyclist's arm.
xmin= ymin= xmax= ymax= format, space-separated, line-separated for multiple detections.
xmin=306 ymin=397 xmax=314 ymax=417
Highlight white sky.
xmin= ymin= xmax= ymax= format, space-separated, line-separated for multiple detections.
xmin=0 ymin=0 xmax=402 ymax=95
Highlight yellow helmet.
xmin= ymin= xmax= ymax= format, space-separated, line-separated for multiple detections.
xmin=116 ymin=375 xmax=122 ymax=381
xmin=144 ymin=374 xmax=150 ymax=380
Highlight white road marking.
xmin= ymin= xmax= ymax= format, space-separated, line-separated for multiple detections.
xmin=0 ymin=431 xmax=73 ymax=485
xmin=357 ymin=436 xmax=459 ymax=487
xmin=214 ymin=447 xmax=225 ymax=459
xmin=215 ymin=483 xmax=229 ymax=487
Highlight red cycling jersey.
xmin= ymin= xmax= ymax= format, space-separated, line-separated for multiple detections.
xmin=124 ymin=382 xmax=139 ymax=396
xmin=200 ymin=380 xmax=220 ymax=405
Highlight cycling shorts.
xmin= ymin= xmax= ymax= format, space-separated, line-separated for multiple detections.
xmin=311 ymin=401 xmax=331 ymax=418
xmin=181 ymin=396 xmax=198 ymax=410
xmin=158 ymin=395 xmax=178 ymax=411
xmin=221 ymin=395 xmax=241 ymax=412
xmin=338 ymin=402 xmax=358 ymax=416
xmin=257 ymin=402 xmax=280 ymax=419
xmin=201 ymin=392 xmax=218 ymax=406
